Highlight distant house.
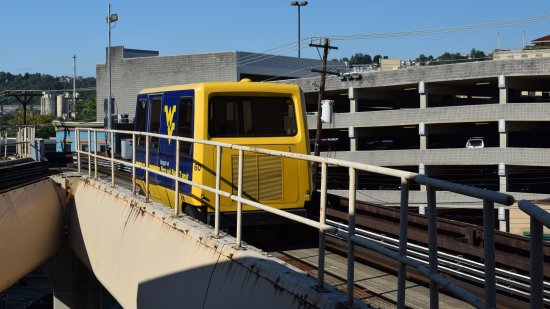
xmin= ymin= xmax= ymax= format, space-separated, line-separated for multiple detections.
xmin=493 ymin=34 xmax=550 ymax=60
xmin=529 ymin=34 xmax=550 ymax=49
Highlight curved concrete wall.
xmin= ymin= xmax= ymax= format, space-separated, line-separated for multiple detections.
xmin=0 ymin=179 xmax=65 ymax=292
xmin=69 ymin=177 xmax=354 ymax=308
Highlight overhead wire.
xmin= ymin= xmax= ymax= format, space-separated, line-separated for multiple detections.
xmin=320 ymin=13 xmax=550 ymax=41
xmin=237 ymin=39 xmax=312 ymax=67
xmin=1 ymin=87 xmax=96 ymax=93
xmin=236 ymin=13 xmax=550 ymax=72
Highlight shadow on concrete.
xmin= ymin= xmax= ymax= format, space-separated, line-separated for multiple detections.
xmin=136 ymin=257 xmax=321 ymax=309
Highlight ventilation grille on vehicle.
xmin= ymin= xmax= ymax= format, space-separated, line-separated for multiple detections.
xmin=232 ymin=155 xmax=282 ymax=201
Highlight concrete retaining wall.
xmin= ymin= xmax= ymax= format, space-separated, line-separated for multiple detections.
xmin=0 ymin=179 xmax=65 ymax=292
xmin=69 ymin=177 xmax=354 ymax=308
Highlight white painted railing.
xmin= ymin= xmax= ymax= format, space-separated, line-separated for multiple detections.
xmin=1 ymin=126 xmax=35 ymax=158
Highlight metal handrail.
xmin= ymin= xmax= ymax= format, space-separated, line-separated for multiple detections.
xmin=328 ymin=218 xmax=550 ymax=302
xmin=74 ymin=128 xmax=516 ymax=308
xmin=518 ymin=200 xmax=550 ymax=309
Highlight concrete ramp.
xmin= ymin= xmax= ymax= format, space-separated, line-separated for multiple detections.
xmin=69 ymin=177 xmax=354 ymax=308
xmin=0 ymin=178 xmax=65 ymax=292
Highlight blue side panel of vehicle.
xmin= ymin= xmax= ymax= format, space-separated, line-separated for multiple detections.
xmin=135 ymin=93 xmax=148 ymax=181
xmin=135 ymin=90 xmax=194 ymax=195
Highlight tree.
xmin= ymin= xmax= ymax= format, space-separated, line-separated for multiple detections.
xmin=75 ymin=97 xmax=96 ymax=122
xmin=469 ymin=48 xmax=487 ymax=60
xmin=7 ymin=107 xmax=55 ymax=138
xmin=349 ymin=53 xmax=372 ymax=65
xmin=416 ymin=54 xmax=434 ymax=64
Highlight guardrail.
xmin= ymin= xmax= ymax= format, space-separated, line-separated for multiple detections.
xmin=519 ymin=200 xmax=550 ymax=309
xmin=75 ymin=127 xmax=517 ymax=308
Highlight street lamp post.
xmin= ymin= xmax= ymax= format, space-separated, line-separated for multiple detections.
xmin=107 ymin=3 xmax=118 ymax=131
xmin=290 ymin=1 xmax=308 ymax=58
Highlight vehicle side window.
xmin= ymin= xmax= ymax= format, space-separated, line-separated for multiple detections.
xmin=136 ymin=99 xmax=147 ymax=146
xmin=150 ymin=97 xmax=162 ymax=150
xmin=178 ymin=97 xmax=193 ymax=154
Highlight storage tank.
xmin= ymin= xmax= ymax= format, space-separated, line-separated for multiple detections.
xmin=56 ymin=94 xmax=66 ymax=118
xmin=41 ymin=92 xmax=56 ymax=116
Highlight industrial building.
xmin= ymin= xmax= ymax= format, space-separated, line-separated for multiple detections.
xmin=95 ymin=46 xmax=324 ymax=123
xmin=40 ymin=92 xmax=76 ymax=118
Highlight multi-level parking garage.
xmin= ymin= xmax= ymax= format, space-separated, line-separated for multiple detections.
xmin=284 ymin=57 xmax=550 ymax=233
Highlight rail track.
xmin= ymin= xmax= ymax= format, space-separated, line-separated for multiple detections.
xmin=0 ymin=158 xmax=50 ymax=193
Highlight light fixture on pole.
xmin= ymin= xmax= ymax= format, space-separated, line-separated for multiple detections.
xmin=290 ymin=1 xmax=308 ymax=58
xmin=107 ymin=3 xmax=118 ymax=132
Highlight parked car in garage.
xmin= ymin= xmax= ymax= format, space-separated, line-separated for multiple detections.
xmin=466 ymin=137 xmax=484 ymax=148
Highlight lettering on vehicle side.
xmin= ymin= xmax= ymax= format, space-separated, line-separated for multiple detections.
xmin=136 ymin=161 xmax=189 ymax=180
xmin=164 ymin=105 xmax=176 ymax=145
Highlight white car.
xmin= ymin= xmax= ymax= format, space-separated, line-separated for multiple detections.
xmin=466 ymin=137 xmax=484 ymax=148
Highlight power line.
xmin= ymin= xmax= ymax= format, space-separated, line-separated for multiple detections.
xmin=237 ymin=40 xmax=312 ymax=67
xmin=239 ymin=13 xmax=550 ymax=68
xmin=234 ymin=13 xmax=550 ymax=80
xmin=320 ymin=13 xmax=550 ymax=41
xmin=0 ymin=87 xmax=95 ymax=96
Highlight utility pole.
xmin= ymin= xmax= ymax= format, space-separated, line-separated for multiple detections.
xmin=310 ymin=38 xmax=337 ymax=190
xmin=73 ymin=55 xmax=77 ymax=119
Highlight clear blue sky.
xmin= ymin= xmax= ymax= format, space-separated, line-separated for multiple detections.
xmin=1 ymin=1 xmax=550 ymax=77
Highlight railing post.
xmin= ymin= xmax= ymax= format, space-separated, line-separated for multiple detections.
xmin=174 ymin=139 xmax=180 ymax=216
xmin=427 ymin=186 xmax=439 ymax=309
xmin=317 ymin=162 xmax=328 ymax=290
xmin=530 ymin=216 xmax=544 ymax=309
xmin=397 ymin=177 xmax=410 ymax=308
xmin=236 ymin=149 xmax=244 ymax=248
xmin=110 ymin=131 xmax=115 ymax=187
xmin=483 ymin=199 xmax=496 ymax=309
xmin=94 ymin=130 xmax=98 ymax=179
xmin=132 ymin=134 xmax=136 ymax=195
xmin=76 ymin=128 xmax=81 ymax=173
xmin=23 ymin=126 xmax=27 ymax=157
xmin=214 ymin=145 xmax=222 ymax=238
xmin=346 ymin=167 xmax=356 ymax=306
xmin=87 ymin=129 xmax=92 ymax=176
xmin=4 ymin=132 xmax=7 ymax=157
xmin=145 ymin=135 xmax=150 ymax=202
xmin=15 ymin=130 xmax=18 ymax=158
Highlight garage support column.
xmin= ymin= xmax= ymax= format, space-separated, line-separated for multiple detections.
xmin=498 ymin=119 xmax=507 ymax=148
xmin=419 ymin=81 xmax=427 ymax=109
xmin=419 ymin=122 xmax=428 ymax=150
xmin=419 ymin=163 xmax=426 ymax=192
xmin=349 ymin=87 xmax=358 ymax=113
xmin=498 ymin=75 xmax=508 ymax=104
xmin=349 ymin=126 xmax=356 ymax=151
xmin=348 ymin=88 xmax=358 ymax=151
xmin=498 ymin=163 xmax=508 ymax=231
